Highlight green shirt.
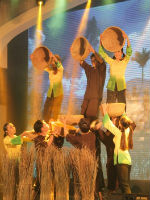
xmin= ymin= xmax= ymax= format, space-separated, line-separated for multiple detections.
xmin=4 ymin=135 xmax=22 ymax=159
xmin=45 ymin=62 xmax=64 ymax=97
xmin=99 ymin=45 xmax=132 ymax=91
xmin=102 ymin=114 xmax=131 ymax=165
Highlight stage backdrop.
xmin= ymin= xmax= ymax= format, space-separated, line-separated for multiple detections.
xmin=28 ymin=0 xmax=150 ymax=180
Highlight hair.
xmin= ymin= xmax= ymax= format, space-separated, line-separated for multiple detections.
xmin=90 ymin=53 xmax=95 ymax=60
xmin=41 ymin=47 xmax=50 ymax=62
xmin=3 ymin=122 xmax=9 ymax=137
xmin=34 ymin=120 xmax=43 ymax=133
xmin=78 ymin=118 xmax=90 ymax=133
xmin=119 ymin=116 xmax=133 ymax=150
xmin=113 ymin=48 xmax=125 ymax=60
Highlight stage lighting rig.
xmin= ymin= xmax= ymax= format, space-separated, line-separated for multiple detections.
xmin=36 ymin=0 xmax=46 ymax=6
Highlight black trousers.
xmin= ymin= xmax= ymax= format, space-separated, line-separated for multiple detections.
xmin=107 ymin=87 xmax=126 ymax=104
xmin=115 ymin=164 xmax=131 ymax=194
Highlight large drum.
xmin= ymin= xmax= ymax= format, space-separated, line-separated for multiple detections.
xmin=101 ymin=26 xmax=125 ymax=52
xmin=30 ymin=46 xmax=52 ymax=70
xmin=70 ymin=36 xmax=92 ymax=61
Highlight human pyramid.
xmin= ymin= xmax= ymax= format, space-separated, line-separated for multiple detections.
xmin=3 ymin=26 xmax=136 ymax=200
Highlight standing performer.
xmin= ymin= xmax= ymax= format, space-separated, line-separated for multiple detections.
xmin=80 ymin=47 xmax=106 ymax=122
xmin=99 ymin=31 xmax=132 ymax=104
xmin=101 ymin=104 xmax=136 ymax=194
xmin=43 ymin=49 xmax=64 ymax=122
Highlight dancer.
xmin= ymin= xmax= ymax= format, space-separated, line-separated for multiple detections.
xmin=65 ymin=118 xmax=105 ymax=200
xmin=43 ymin=48 xmax=64 ymax=122
xmin=91 ymin=120 xmax=118 ymax=192
xmin=99 ymin=31 xmax=132 ymax=103
xmin=80 ymin=47 xmax=106 ymax=122
xmin=3 ymin=122 xmax=34 ymax=158
xmin=101 ymin=104 xmax=136 ymax=194
xmin=33 ymin=120 xmax=54 ymax=150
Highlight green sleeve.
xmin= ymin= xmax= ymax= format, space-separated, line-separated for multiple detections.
xmin=99 ymin=46 xmax=113 ymax=64
xmin=102 ymin=114 xmax=121 ymax=136
xmin=126 ymin=45 xmax=132 ymax=57
xmin=55 ymin=61 xmax=63 ymax=69
xmin=11 ymin=136 xmax=22 ymax=145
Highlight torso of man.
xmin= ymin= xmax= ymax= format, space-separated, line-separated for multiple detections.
xmin=81 ymin=61 xmax=106 ymax=99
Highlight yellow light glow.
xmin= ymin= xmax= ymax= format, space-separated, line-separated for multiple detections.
xmin=77 ymin=0 xmax=91 ymax=36
xmin=67 ymin=0 xmax=92 ymax=115
xmin=36 ymin=2 xmax=43 ymax=47
xmin=38 ymin=1 xmax=43 ymax=6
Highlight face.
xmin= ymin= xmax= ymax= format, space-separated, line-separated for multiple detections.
xmin=41 ymin=121 xmax=49 ymax=135
xmin=114 ymin=50 xmax=123 ymax=60
xmin=6 ymin=123 xmax=16 ymax=136
xmin=91 ymin=56 xmax=97 ymax=68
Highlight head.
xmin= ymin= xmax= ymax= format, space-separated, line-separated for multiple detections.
xmin=3 ymin=123 xmax=16 ymax=137
xmin=113 ymin=48 xmax=125 ymax=60
xmin=78 ymin=118 xmax=90 ymax=133
xmin=119 ymin=116 xmax=133 ymax=150
xmin=34 ymin=120 xmax=49 ymax=135
xmin=90 ymin=54 xmax=98 ymax=68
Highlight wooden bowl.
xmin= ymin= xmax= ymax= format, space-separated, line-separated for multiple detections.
xmin=70 ymin=36 xmax=92 ymax=61
xmin=30 ymin=46 xmax=52 ymax=70
xmin=107 ymin=103 xmax=125 ymax=117
xmin=101 ymin=26 xmax=125 ymax=52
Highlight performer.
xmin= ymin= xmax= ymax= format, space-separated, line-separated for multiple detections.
xmin=99 ymin=31 xmax=132 ymax=104
xmin=3 ymin=123 xmax=23 ymax=159
xmin=65 ymin=118 xmax=105 ymax=200
xmin=80 ymin=47 xmax=106 ymax=122
xmin=3 ymin=122 xmax=34 ymax=158
xmin=33 ymin=120 xmax=54 ymax=151
xmin=43 ymin=49 xmax=64 ymax=122
xmin=101 ymin=104 xmax=136 ymax=194
xmin=91 ymin=120 xmax=118 ymax=192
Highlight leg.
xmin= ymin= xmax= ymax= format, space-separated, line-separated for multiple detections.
xmin=85 ymin=99 xmax=99 ymax=122
xmin=116 ymin=164 xmax=131 ymax=194
xmin=43 ymin=96 xmax=54 ymax=123
xmin=117 ymin=89 xmax=126 ymax=104
xmin=81 ymin=98 xmax=89 ymax=118
xmin=51 ymin=95 xmax=63 ymax=120
xmin=107 ymin=89 xmax=117 ymax=103
xmin=106 ymin=136 xmax=117 ymax=191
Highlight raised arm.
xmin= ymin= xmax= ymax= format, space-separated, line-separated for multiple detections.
xmin=101 ymin=104 xmax=121 ymax=137
xmin=99 ymin=34 xmax=114 ymax=64
xmin=122 ymin=31 xmax=132 ymax=58
xmin=90 ymin=45 xmax=104 ymax=64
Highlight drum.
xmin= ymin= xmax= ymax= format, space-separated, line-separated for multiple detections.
xmin=30 ymin=46 xmax=52 ymax=70
xmin=101 ymin=26 xmax=125 ymax=52
xmin=70 ymin=36 xmax=92 ymax=61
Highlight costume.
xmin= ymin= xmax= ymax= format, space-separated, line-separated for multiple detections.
xmin=3 ymin=135 xmax=22 ymax=159
xmin=96 ymin=129 xmax=117 ymax=191
xmin=43 ymin=61 xmax=63 ymax=122
xmin=99 ymin=45 xmax=132 ymax=103
xmin=66 ymin=130 xmax=105 ymax=194
xmin=102 ymin=114 xmax=135 ymax=194
xmin=80 ymin=57 xmax=106 ymax=121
